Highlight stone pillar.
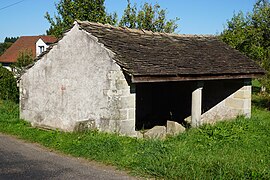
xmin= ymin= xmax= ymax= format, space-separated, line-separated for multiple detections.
xmin=191 ymin=82 xmax=203 ymax=127
xmin=243 ymin=79 xmax=252 ymax=118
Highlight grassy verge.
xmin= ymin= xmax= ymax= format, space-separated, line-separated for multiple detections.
xmin=0 ymin=100 xmax=269 ymax=179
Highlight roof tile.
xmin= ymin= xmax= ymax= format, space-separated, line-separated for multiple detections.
xmin=77 ymin=20 xmax=264 ymax=77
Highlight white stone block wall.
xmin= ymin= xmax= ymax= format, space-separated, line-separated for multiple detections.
xmin=20 ymin=23 xmax=137 ymax=136
xmin=201 ymin=85 xmax=251 ymax=124
xmin=100 ymin=70 xmax=136 ymax=136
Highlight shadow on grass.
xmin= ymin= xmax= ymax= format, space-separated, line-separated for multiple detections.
xmin=252 ymin=93 xmax=270 ymax=110
xmin=252 ymin=86 xmax=261 ymax=94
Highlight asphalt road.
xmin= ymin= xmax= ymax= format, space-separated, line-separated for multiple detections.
xmin=0 ymin=133 xmax=137 ymax=180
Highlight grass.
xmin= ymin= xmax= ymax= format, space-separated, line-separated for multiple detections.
xmin=252 ymin=93 xmax=270 ymax=111
xmin=0 ymin=99 xmax=269 ymax=179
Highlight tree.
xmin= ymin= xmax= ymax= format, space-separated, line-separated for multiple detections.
xmin=221 ymin=0 xmax=270 ymax=92
xmin=45 ymin=0 xmax=117 ymax=37
xmin=119 ymin=0 xmax=179 ymax=33
xmin=0 ymin=42 xmax=12 ymax=55
xmin=46 ymin=0 xmax=179 ymax=36
xmin=11 ymin=50 xmax=34 ymax=79
xmin=0 ymin=37 xmax=19 ymax=55
xmin=0 ymin=65 xmax=18 ymax=103
xmin=4 ymin=37 xmax=18 ymax=43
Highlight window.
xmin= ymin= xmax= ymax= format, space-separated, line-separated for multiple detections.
xmin=39 ymin=46 xmax=45 ymax=54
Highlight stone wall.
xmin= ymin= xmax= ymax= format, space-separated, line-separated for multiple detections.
xmin=20 ymin=23 xmax=136 ymax=136
xmin=99 ymin=70 xmax=137 ymax=136
xmin=201 ymin=79 xmax=251 ymax=124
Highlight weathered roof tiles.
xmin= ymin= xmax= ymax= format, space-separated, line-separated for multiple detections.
xmin=76 ymin=20 xmax=264 ymax=81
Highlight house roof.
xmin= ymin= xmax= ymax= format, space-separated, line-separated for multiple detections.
xmin=77 ymin=20 xmax=265 ymax=82
xmin=0 ymin=36 xmax=57 ymax=63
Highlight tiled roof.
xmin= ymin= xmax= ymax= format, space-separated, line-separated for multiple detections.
xmin=77 ymin=21 xmax=265 ymax=82
xmin=0 ymin=36 xmax=57 ymax=63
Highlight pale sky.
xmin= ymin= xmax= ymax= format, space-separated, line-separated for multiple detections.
xmin=0 ymin=0 xmax=257 ymax=42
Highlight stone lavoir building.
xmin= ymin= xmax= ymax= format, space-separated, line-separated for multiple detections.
xmin=20 ymin=21 xmax=265 ymax=137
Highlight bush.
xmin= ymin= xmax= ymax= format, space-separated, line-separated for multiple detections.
xmin=0 ymin=65 xmax=19 ymax=102
xmin=11 ymin=50 xmax=34 ymax=79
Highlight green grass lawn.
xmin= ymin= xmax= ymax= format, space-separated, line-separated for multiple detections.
xmin=0 ymin=99 xmax=269 ymax=179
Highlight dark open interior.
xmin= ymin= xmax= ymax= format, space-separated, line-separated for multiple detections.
xmin=135 ymin=79 xmax=249 ymax=131
xmin=135 ymin=81 xmax=193 ymax=130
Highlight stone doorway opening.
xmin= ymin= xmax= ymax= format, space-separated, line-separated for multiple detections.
xmin=135 ymin=82 xmax=193 ymax=130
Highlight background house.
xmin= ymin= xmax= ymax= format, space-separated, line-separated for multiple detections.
xmin=0 ymin=36 xmax=57 ymax=70
xmin=19 ymin=21 xmax=264 ymax=137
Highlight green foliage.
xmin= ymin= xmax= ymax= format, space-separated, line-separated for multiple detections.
xmin=45 ymin=0 xmax=118 ymax=37
xmin=0 ymin=42 xmax=12 ymax=55
xmin=45 ymin=0 xmax=179 ymax=37
xmin=119 ymin=0 xmax=179 ymax=33
xmin=221 ymin=0 xmax=270 ymax=91
xmin=14 ymin=50 xmax=34 ymax=69
xmin=0 ymin=97 xmax=269 ymax=179
xmin=11 ymin=50 xmax=34 ymax=78
xmin=252 ymin=79 xmax=262 ymax=93
xmin=0 ymin=66 xmax=18 ymax=103
xmin=0 ymin=37 xmax=19 ymax=55
xmin=252 ymin=93 xmax=270 ymax=110
xmin=4 ymin=37 xmax=18 ymax=43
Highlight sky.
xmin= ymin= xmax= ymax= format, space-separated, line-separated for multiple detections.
xmin=0 ymin=0 xmax=257 ymax=42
